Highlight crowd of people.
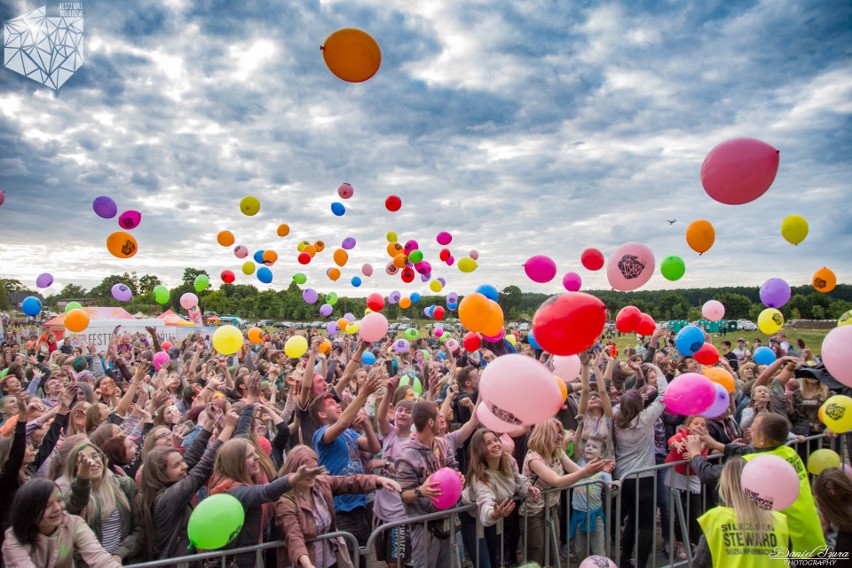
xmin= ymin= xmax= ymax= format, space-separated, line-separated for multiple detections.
xmin=0 ymin=317 xmax=849 ymax=568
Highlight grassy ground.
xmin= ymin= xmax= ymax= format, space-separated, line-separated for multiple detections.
xmin=608 ymin=328 xmax=829 ymax=356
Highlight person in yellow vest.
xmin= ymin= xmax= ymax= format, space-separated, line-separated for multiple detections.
xmin=686 ymin=413 xmax=826 ymax=553
xmin=693 ymin=457 xmax=789 ymax=567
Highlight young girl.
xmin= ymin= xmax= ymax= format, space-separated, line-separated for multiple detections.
xmin=570 ymin=436 xmax=616 ymax=558
xmin=664 ymin=415 xmax=708 ymax=559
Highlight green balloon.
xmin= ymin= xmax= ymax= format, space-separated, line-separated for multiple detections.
xmin=293 ymin=273 xmax=307 ymax=285
xmin=64 ymin=301 xmax=82 ymax=313
xmin=194 ymin=274 xmax=209 ymax=292
xmin=399 ymin=374 xmax=423 ymax=396
xmin=187 ymin=494 xmax=245 ymax=550
xmin=420 ymin=349 xmax=431 ymax=360
xmin=153 ymin=285 xmax=170 ymax=305
xmin=440 ymin=333 xmax=449 ymax=343
xmin=327 ymin=292 xmax=338 ymax=306
xmin=404 ymin=327 xmax=418 ymax=340
xmin=660 ymin=255 xmax=686 ymax=281
xmin=408 ymin=250 xmax=424 ymax=263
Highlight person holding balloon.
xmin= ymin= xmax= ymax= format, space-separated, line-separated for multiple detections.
xmin=460 ymin=429 xmax=540 ymax=568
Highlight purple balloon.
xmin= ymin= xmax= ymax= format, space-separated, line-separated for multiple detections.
xmin=420 ymin=273 xmax=430 ymax=282
xmin=344 ymin=312 xmax=355 ymax=322
xmin=118 ymin=210 xmax=141 ymax=230
xmin=701 ymin=382 xmax=731 ymax=418
xmin=341 ymin=237 xmax=356 ymax=250
xmin=436 ymin=232 xmax=452 ymax=245
xmin=437 ymin=278 xmax=446 ymax=286
xmin=302 ymin=288 xmax=318 ymax=304
xmin=388 ymin=291 xmax=401 ymax=304
xmin=446 ymin=292 xmax=459 ymax=304
xmin=319 ymin=303 xmax=333 ymax=316
xmin=93 ymin=196 xmax=117 ymax=219
xmin=326 ymin=322 xmax=338 ymax=335
xmin=562 ymin=272 xmax=582 ymax=292
xmin=393 ymin=339 xmax=410 ymax=353
xmin=111 ymin=283 xmax=133 ymax=302
xmin=404 ymin=240 xmax=419 ymax=254
xmin=35 ymin=273 xmax=53 ymax=288
xmin=424 ymin=307 xmax=432 ymax=317
xmin=759 ymin=278 xmax=791 ymax=308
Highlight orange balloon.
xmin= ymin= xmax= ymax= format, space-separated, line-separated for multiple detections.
xmin=262 ymin=250 xmax=278 ymax=264
xmin=297 ymin=240 xmax=310 ymax=252
xmin=818 ymin=404 xmax=825 ymax=423
xmin=327 ymin=267 xmax=341 ymax=281
xmin=393 ymin=253 xmax=408 ymax=268
xmin=106 ymin=231 xmax=138 ymax=259
xmin=387 ymin=242 xmax=404 ymax=257
xmin=322 ymin=28 xmax=382 ymax=83
xmin=277 ymin=224 xmax=290 ymax=237
xmin=314 ymin=240 xmax=325 ymax=253
xmin=319 ymin=339 xmax=332 ymax=355
xmin=813 ymin=267 xmax=836 ymax=293
xmin=337 ymin=318 xmax=349 ymax=330
xmin=217 ymin=231 xmax=235 ymax=247
xmin=481 ymin=300 xmax=505 ymax=337
xmin=554 ymin=376 xmax=568 ymax=403
xmin=333 ymin=249 xmax=349 ymax=267
xmin=458 ymin=293 xmax=492 ymax=333
xmin=686 ymin=219 xmax=716 ymax=255
xmin=247 ymin=327 xmax=264 ymax=344
xmin=399 ymin=297 xmax=411 ymax=309
xmin=303 ymin=244 xmax=317 ymax=257
xmin=703 ymin=367 xmax=736 ymax=394
xmin=65 ymin=308 xmax=89 ymax=333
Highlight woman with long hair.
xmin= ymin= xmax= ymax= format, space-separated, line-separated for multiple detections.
xmin=814 ymin=467 xmax=852 ymax=553
xmin=577 ymin=350 xmax=614 ymax=459
xmin=461 ymin=429 xmax=540 ymax=568
xmin=694 ymin=457 xmax=789 ymax=567
xmin=275 ymin=445 xmax=400 ymax=568
xmin=65 ymin=401 xmax=91 ymax=437
xmin=740 ymin=384 xmax=790 ymax=432
xmin=62 ymin=442 xmax=143 ymax=563
xmin=2 ymin=478 xmax=121 ymax=568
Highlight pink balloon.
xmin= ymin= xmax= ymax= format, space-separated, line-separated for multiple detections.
xmin=337 ymin=183 xmax=354 ymax=199
xmin=436 ymin=231 xmax=452 ymax=245
xmin=552 ymin=355 xmax=582 ymax=382
xmin=469 ymin=250 xmax=479 ymax=261
xmin=430 ymin=467 xmax=463 ymax=510
xmin=180 ymin=293 xmax=198 ymax=310
xmin=701 ymin=138 xmax=780 ymax=205
xmin=579 ymin=556 xmax=616 ymax=568
xmin=606 ymin=242 xmax=655 ymax=291
xmin=700 ymin=382 xmax=731 ymax=418
xmin=476 ymin=402 xmax=516 ymax=433
xmin=481 ymin=328 xmax=505 ymax=343
xmin=822 ymin=326 xmax=852 ymax=388
xmin=360 ymin=313 xmax=389 ymax=343
xmin=562 ymin=272 xmax=582 ymax=292
xmin=663 ymin=373 xmax=716 ymax=415
xmin=741 ymin=454 xmax=800 ymax=510
xmin=118 ymin=210 xmax=142 ymax=230
xmin=234 ymin=245 xmax=248 ymax=259
xmin=479 ymin=354 xmax=562 ymax=425
xmin=434 ymin=328 xmax=444 ymax=337
xmin=362 ymin=263 xmax=373 ymax=277
xmin=446 ymin=338 xmax=459 ymax=352
xmin=153 ymin=351 xmax=171 ymax=371
xmin=524 ymin=255 xmax=557 ymax=283
xmin=0 ymin=190 xmax=5 ymax=207
xmin=702 ymin=300 xmax=725 ymax=322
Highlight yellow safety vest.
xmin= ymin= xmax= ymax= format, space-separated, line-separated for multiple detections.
xmin=698 ymin=506 xmax=789 ymax=567
xmin=743 ymin=445 xmax=826 ymax=552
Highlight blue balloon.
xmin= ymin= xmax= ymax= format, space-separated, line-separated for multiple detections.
xmin=527 ymin=330 xmax=540 ymax=350
xmin=675 ymin=325 xmax=705 ymax=356
xmin=447 ymin=302 xmax=458 ymax=311
xmin=331 ymin=202 xmax=345 ymax=216
xmin=362 ymin=352 xmax=377 ymax=365
xmin=21 ymin=296 xmax=42 ymax=317
xmin=257 ymin=267 xmax=273 ymax=284
xmin=475 ymin=284 xmax=499 ymax=302
xmin=410 ymin=293 xmax=421 ymax=303
xmin=253 ymin=250 xmax=266 ymax=264
xmin=351 ymin=276 xmax=362 ymax=287
xmin=753 ymin=346 xmax=777 ymax=366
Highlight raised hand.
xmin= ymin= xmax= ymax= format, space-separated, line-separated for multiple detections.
xmin=491 ymin=498 xmax=516 ymax=519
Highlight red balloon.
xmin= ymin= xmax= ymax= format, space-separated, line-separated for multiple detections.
xmin=636 ymin=313 xmax=656 ymax=337
xmin=532 ymin=293 xmax=607 ymax=356
xmin=439 ymin=248 xmax=450 ymax=262
xmin=297 ymin=252 xmax=311 ymax=265
xmin=694 ymin=343 xmax=720 ymax=366
xmin=433 ymin=306 xmax=445 ymax=320
xmin=385 ymin=195 xmax=402 ymax=212
xmin=700 ymin=138 xmax=780 ymax=205
xmin=221 ymin=270 xmax=235 ymax=284
xmin=616 ymin=306 xmax=641 ymax=333
xmin=580 ymin=248 xmax=605 ymax=271
xmin=401 ymin=267 xmax=415 ymax=283
xmin=463 ymin=331 xmax=481 ymax=352
xmin=367 ymin=293 xmax=385 ymax=312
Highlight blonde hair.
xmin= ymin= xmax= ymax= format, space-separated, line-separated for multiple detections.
xmin=718 ymin=457 xmax=775 ymax=541
xmin=798 ymin=378 xmax=829 ymax=402
xmin=64 ymin=442 xmax=130 ymax=526
xmin=465 ymin=429 xmax=512 ymax=487
xmin=527 ymin=418 xmax=564 ymax=465
xmin=66 ymin=401 xmax=90 ymax=436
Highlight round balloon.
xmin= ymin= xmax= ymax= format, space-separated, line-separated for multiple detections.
xmin=703 ymin=366 xmax=736 ymax=393
xmin=256 ymin=267 xmax=273 ymax=284
xmin=660 ymin=255 xmax=686 ymax=281
xmin=362 ymin=264 xmax=373 ymax=277
xmin=636 ymin=313 xmax=656 ymax=337
xmin=319 ymin=303 xmax=333 ymax=317
xmin=362 ymin=352 xmax=376 ymax=365
xmin=153 ymin=285 xmax=170 ymax=305
xmin=106 ymin=231 xmax=138 ymax=259
xmin=700 ymin=138 xmax=780 ymax=205
xmin=616 ymin=306 xmax=641 ymax=334
xmin=385 ymin=195 xmax=401 ymax=212
xmin=663 ymin=373 xmax=716 ymax=415
xmin=111 ymin=283 xmax=133 ymax=301
xmin=700 ymin=382 xmax=731 ymax=419
xmin=342 ymin=237 xmax=356 ymax=250
xmin=475 ymin=401 xmax=516 ymax=433
xmin=351 ymin=276 xmax=362 ymax=287
xmin=820 ymin=395 xmax=852 ymax=433
xmin=392 ymin=339 xmax=410 ymax=353
xmin=152 ymin=351 xmax=170 ymax=371
xmin=360 ymin=313 xmax=389 ymax=342
xmin=212 ymin=326 xmax=243 ymax=355
xmin=562 ymin=272 xmax=582 ymax=292
xmin=458 ymin=257 xmax=478 ymax=273
xmin=757 ymin=308 xmax=784 ymax=335
xmin=92 ymin=196 xmax=117 ymax=219
xmin=675 ymin=325 xmax=704 ymax=356
xmin=322 ymin=28 xmax=381 ymax=83
xmin=118 ymin=210 xmax=141 ymax=230
xmin=822 ymin=326 xmax=852 ymax=388
xmin=302 ymin=289 xmax=318 ymax=304
xmin=693 ymin=343 xmax=719 ymax=366
xmin=180 ymin=293 xmax=199 ymax=309
xmin=753 ymin=346 xmax=777 ymax=366
xmin=64 ymin=301 xmax=82 ymax=313
xmin=579 ymin=557 xmax=617 ymax=568
xmin=285 ymin=336 xmax=308 ymax=358
xmin=479 ymin=354 xmax=562 ymax=425
xmin=247 ymin=327 xmax=264 ymax=344
xmin=327 ymin=292 xmax=338 ymax=305
xmin=524 ymin=255 xmax=557 ymax=283
xmin=436 ymin=231 xmax=452 ymax=245
xmin=702 ymin=300 xmax=725 ymax=322
xmin=781 ymin=215 xmax=808 ymax=245
xmin=217 ymin=231 xmax=235 ymax=247
xmin=431 ymin=467 xmax=463 ymax=510
xmin=760 ymin=278 xmax=791 ymax=308
xmin=531 ymin=293 xmax=607 ymax=356
xmin=686 ymin=220 xmax=716 ymax=255
xmin=187 ymin=493 xmax=245 ymax=550
xmin=242 ymin=262 xmax=256 ymax=275
xmin=812 ymin=267 xmax=836 ymax=294
xmin=234 ymin=245 xmax=248 ymax=259
xmin=808 ymin=449 xmax=841 ymax=475
xmin=277 ymin=224 xmax=290 ymax=237
xmin=338 ymin=182 xmax=354 ymax=199
xmin=240 ymin=196 xmax=260 ymax=216
xmin=552 ymin=355 xmax=582 ymax=382
xmin=21 ymin=296 xmax=42 ymax=317
xmin=35 ymin=273 xmax=53 ymax=288
xmin=220 ymin=270 xmax=235 ymax=284
xmin=741 ymin=454 xmax=800 ymax=510
xmin=331 ymin=202 xmax=345 ymax=216
xmin=580 ymin=248 xmax=605 ymax=271
xmin=606 ymin=242 xmax=655 ymax=291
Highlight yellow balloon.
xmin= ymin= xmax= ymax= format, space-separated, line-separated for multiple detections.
xmin=505 ymin=333 xmax=517 ymax=347
xmin=213 ymin=325 xmax=243 ymax=355
xmin=345 ymin=323 xmax=360 ymax=335
xmin=807 ymin=449 xmax=841 ymax=475
xmin=429 ymin=280 xmax=443 ymax=293
xmin=284 ymin=336 xmax=308 ymax=358
xmin=298 ymin=240 xmax=310 ymax=252
xmin=820 ymin=395 xmax=852 ymax=434
xmin=242 ymin=262 xmax=256 ymax=275
xmin=386 ymin=231 xmax=398 ymax=243
xmin=839 ymin=310 xmax=852 ymax=327
xmin=458 ymin=257 xmax=478 ymax=273
xmin=781 ymin=215 xmax=808 ymax=245
xmin=240 ymin=196 xmax=260 ymax=216
xmin=757 ymin=308 xmax=784 ymax=335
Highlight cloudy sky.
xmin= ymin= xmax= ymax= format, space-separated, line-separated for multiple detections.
xmin=1 ymin=0 xmax=850 ymax=300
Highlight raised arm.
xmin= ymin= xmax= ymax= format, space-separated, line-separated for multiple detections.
xmin=321 ymin=374 xmax=380 ymax=445
xmin=334 ymin=340 xmax=369 ymax=397
xmin=297 ymin=337 xmax=320 ymax=409
xmin=376 ymin=375 xmax=399 ymax=439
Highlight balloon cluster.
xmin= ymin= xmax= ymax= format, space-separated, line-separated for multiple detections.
xmin=92 ymin=195 xmax=142 ymax=259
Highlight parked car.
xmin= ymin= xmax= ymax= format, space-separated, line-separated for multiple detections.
xmin=518 ymin=322 xmax=531 ymax=332
xmin=273 ymin=321 xmax=294 ymax=329
xmin=256 ymin=319 xmax=274 ymax=328
xmin=737 ymin=319 xmax=758 ymax=331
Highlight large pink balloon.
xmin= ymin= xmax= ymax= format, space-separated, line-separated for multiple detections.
xmin=180 ymin=293 xmax=198 ymax=310
xmin=701 ymin=138 xmax=780 ymax=205
xmin=822 ymin=326 xmax=852 ymax=388
xmin=479 ymin=354 xmax=562 ymax=425
xmin=359 ymin=313 xmax=389 ymax=342
xmin=552 ymin=355 xmax=582 ymax=382
xmin=606 ymin=242 xmax=655 ymax=291
xmin=741 ymin=454 xmax=800 ymax=510
xmin=430 ymin=467 xmax=463 ymax=510
xmin=475 ymin=402 xmax=516 ymax=433
xmin=524 ymin=255 xmax=557 ymax=283
xmin=663 ymin=373 xmax=716 ymax=415
xmin=702 ymin=300 xmax=725 ymax=322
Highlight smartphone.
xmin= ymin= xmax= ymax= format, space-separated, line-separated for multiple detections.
xmin=385 ymin=360 xmax=395 ymax=375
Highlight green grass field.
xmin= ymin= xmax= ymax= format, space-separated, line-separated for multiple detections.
xmin=608 ymin=328 xmax=829 ymax=356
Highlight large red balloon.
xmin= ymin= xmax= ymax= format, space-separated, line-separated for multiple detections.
xmin=636 ymin=313 xmax=656 ymax=337
xmin=532 ymin=293 xmax=607 ymax=356
xmin=700 ymin=138 xmax=780 ymax=205
xmin=616 ymin=306 xmax=641 ymax=333
xmin=463 ymin=332 xmax=481 ymax=352
xmin=367 ymin=293 xmax=385 ymax=312
xmin=581 ymin=248 xmax=605 ymax=271
xmin=694 ymin=343 xmax=720 ymax=366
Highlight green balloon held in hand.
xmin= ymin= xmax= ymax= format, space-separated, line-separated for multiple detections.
xmin=153 ymin=285 xmax=170 ymax=305
xmin=660 ymin=255 xmax=686 ymax=281
xmin=187 ymin=494 xmax=245 ymax=550
xmin=194 ymin=274 xmax=209 ymax=292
